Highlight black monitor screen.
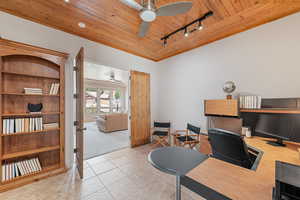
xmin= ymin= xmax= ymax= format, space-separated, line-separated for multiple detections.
xmin=255 ymin=114 xmax=290 ymax=140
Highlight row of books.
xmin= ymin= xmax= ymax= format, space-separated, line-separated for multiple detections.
xmin=24 ymin=88 xmax=42 ymax=95
xmin=23 ymin=83 xmax=60 ymax=95
xmin=2 ymin=117 xmax=43 ymax=134
xmin=239 ymin=95 xmax=262 ymax=109
xmin=1 ymin=158 xmax=42 ymax=182
xmin=43 ymin=123 xmax=59 ymax=129
xmin=49 ymin=83 xmax=60 ymax=95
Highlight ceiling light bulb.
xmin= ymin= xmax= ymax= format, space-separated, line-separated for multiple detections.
xmin=78 ymin=22 xmax=86 ymax=28
xmin=64 ymin=0 xmax=70 ymax=3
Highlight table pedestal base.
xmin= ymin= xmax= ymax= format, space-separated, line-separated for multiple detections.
xmin=176 ymin=175 xmax=181 ymax=200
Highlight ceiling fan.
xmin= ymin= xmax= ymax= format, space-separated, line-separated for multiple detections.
xmin=108 ymin=71 xmax=122 ymax=83
xmin=120 ymin=0 xmax=193 ymax=37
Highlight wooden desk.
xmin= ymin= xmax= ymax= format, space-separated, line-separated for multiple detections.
xmin=186 ymin=136 xmax=300 ymax=200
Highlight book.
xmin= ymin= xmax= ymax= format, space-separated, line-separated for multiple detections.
xmin=2 ymin=119 xmax=6 ymax=134
xmin=35 ymin=158 xmax=42 ymax=171
xmin=10 ymin=119 xmax=14 ymax=134
xmin=49 ymin=83 xmax=60 ymax=95
xmin=16 ymin=161 xmax=24 ymax=176
xmin=22 ymin=160 xmax=29 ymax=175
xmin=21 ymin=118 xmax=25 ymax=132
xmin=27 ymin=160 xmax=34 ymax=173
xmin=2 ymin=164 xmax=6 ymax=182
xmin=24 ymin=88 xmax=43 ymax=95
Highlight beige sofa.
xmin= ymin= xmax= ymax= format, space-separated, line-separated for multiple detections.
xmin=96 ymin=113 xmax=128 ymax=133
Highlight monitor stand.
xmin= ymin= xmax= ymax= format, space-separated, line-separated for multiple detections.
xmin=266 ymin=138 xmax=286 ymax=147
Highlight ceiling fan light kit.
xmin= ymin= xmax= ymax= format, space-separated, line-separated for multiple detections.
xmin=120 ymin=0 xmax=193 ymax=37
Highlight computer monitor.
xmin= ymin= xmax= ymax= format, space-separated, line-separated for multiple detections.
xmin=255 ymin=114 xmax=290 ymax=147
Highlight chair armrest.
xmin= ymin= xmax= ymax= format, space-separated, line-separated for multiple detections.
xmin=175 ymin=130 xmax=187 ymax=133
xmin=188 ymin=134 xmax=199 ymax=137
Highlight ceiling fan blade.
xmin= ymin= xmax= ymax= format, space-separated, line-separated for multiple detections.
xmin=157 ymin=1 xmax=193 ymax=16
xmin=120 ymin=0 xmax=143 ymax=11
xmin=138 ymin=21 xmax=150 ymax=37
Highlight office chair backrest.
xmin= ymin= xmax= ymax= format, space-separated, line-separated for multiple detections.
xmin=208 ymin=128 xmax=253 ymax=169
xmin=154 ymin=122 xmax=171 ymax=128
xmin=274 ymin=161 xmax=300 ymax=199
xmin=187 ymin=123 xmax=201 ymax=134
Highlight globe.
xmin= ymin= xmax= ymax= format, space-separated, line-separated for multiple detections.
xmin=223 ymin=81 xmax=236 ymax=94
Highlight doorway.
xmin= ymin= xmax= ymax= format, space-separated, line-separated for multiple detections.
xmin=83 ymin=63 xmax=130 ymax=159
xmin=74 ymin=47 xmax=151 ymax=179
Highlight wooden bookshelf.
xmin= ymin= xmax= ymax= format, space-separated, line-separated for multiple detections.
xmin=1 ymin=164 xmax=60 ymax=184
xmin=0 ymin=39 xmax=68 ymax=191
xmin=1 ymin=71 xmax=60 ymax=80
xmin=2 ymin=146 xmax=60 ymax=160
xmin=0 ymin=128 xmax=60 ymax=136
xmin=1 ymin=92 xmax=60 ymax=97
xmin=240 ymin=109 xmax=300 ymax=114
xmin=1 ymin=112 xmax=60 ymax=117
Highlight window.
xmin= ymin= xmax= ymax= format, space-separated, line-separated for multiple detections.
xmin=112 ymin=90 xmax=122 ymax=112
xmin=99 ymin=90 xmax=111 ymax=113
xmin=85 ymin=87 xmax=124 ymax=114
xmin=85 ymin=88 xmax=98 ymax=114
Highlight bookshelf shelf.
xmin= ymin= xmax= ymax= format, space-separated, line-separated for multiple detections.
xmin=1 ymin=112 xmax=61 ymax=117
xmin=0 ymin=128 xmax=60 ymax=137
xmin=1 ymin=92 xmax=60 ymax=97
xmin=240 ymin=109 xmax=300 ymax=114
xmin=0 ymin=38 xmax=67 ymax=191
xmin=2 ymin=145 xmax=60 ymax=160
xmin=2 ymin=71 xmax=60 ymax=80
xmin=1 ymin=164 xmax=60 ymax=184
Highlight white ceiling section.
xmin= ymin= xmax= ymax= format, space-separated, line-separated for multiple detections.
xmin=85 ymin=62 xmax=129 ymax=85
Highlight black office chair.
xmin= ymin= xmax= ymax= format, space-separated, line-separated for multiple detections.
xmin=273 ymin=161 xmax=300 ymax=200
xmin=208 ymin=128 xmax=254 ymax=169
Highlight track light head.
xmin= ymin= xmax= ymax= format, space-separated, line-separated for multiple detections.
xmin=198 ymin=22 xmax=203 ymax=30
xmin=163 ymin=38 xmax=167 ymax=47
xmin=184 ymin=28 xmax=189 ymax=37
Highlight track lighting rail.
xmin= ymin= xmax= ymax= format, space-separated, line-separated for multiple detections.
xmin=161 ymin=11 xmax=213 ymax=45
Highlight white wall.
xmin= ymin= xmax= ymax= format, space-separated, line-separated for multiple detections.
xmin=157 ymin=12 xmax=300 ymax=131
xmin=0 ymin=12 xmax=160 ymax=168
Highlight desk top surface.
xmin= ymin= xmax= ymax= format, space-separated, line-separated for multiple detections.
xmin=186 ymin=136 xmax=300 ymax=200
xmin=148 ymin=147 xmax=208 ymax=176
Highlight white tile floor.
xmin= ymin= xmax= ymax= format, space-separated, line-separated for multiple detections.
xmin=0 ymin=145 xmax=205 ymax=200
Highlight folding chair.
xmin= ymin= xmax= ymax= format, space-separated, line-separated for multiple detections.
xmin=173 ymin=123 xmax=201 ymax=149
xmin=151 ymin=122 xmax=171 ymax=146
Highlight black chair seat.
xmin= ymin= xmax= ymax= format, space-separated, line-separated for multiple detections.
xmin=153 ymin=131 xmax=168 ymax=137
xmin=177 ymin=136 xmax=195 ymax=142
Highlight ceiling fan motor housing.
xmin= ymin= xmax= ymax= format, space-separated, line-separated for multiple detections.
xmin=140 ymin=0 xmax=157 ymax=22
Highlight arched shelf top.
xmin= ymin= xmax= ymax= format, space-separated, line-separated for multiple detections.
xmin=2 ymin=54 xmax=62 ymax=69
xmin=0 ymin=38 xmax=68 ymax=66
xmin=1 ymin=54 xmax=62 ymax=79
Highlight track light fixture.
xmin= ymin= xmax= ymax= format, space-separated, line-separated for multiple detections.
xmin=161 ymin=11 xmax=213 ymax=47
xmin=184 ymin=28 xmax=189 ymax=37
xmin=197 ymin=21 xmax=203 ymax=31
xmin=163 ymin=38 xmax=168 ymax=47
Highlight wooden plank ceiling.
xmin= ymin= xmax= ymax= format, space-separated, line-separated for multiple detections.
xmin=0 ymin=0 xmax=300 ymax=61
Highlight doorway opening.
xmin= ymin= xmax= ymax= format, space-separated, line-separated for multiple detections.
xmin=83 ymin=62 xmax=130 ymax=160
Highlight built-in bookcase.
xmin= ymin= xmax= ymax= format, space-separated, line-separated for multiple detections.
xmin=0 ymin=39 xmax=68 ymax=191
